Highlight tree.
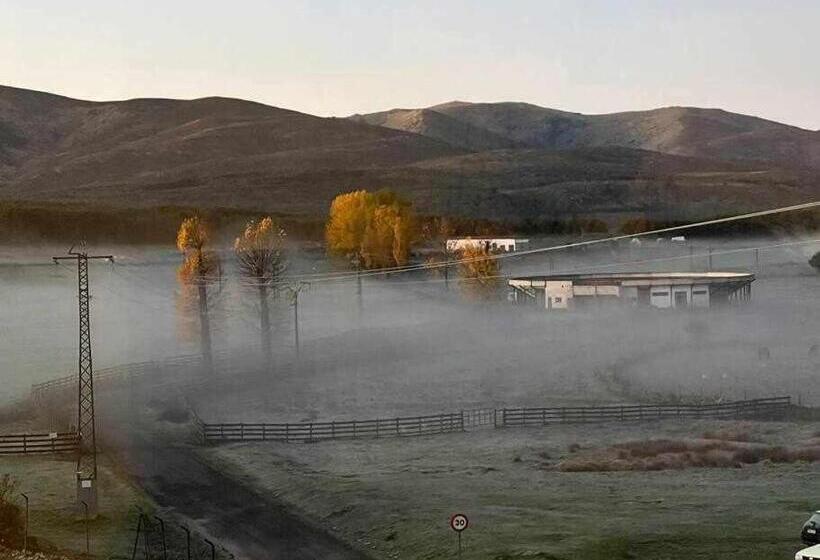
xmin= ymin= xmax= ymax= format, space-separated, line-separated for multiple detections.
xmin=422 ymin=216 xmax=457 ymax=289
xmin=325 ymin=190 xmax=370 ymax=261
xmin=458 ymin=244 xmax=502 ymax=299
xmin=326 ymin=189 xmax=416 ymax=270
xmin=235 ymin=217 xmax=287 ymax=367
xmin=177 ymin=216 xmax=221 ymax=373
xmin=810 ymin=251 xmax=820 ymax=271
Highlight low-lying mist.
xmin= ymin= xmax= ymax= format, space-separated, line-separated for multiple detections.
xmin=3 ymin=236 xmax=820 ymax=430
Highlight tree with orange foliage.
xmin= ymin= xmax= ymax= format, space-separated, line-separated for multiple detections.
xmin=458 ymin=244 xmax=501 ymax=300
xmin=325 ymin=189 xmax=416 ymax=269
xmin=235 ymin=217 xmax=287 ymax=367
xmin=177 ymin=216 xmax=221 ymax=372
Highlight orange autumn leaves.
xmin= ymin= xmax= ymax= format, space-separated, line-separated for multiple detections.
xmin=325 ymin=190 xmax=416 ymax=269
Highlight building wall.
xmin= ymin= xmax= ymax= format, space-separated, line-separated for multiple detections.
xmin=671 ymin=285 xmax=692 ymax=308
xmin=692 ymin=285 xmax=710 ymax=308
xmin=545 ymin=280 xmax=573 ymax=309
xmin=509 ymin=277 xmax=744 ymax=311
xmin=446 ymin=238 xmax=526 ymax=253
xmin=650 ymin=285 xmax=672 ymax=308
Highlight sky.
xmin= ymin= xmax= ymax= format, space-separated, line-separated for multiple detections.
xmin=2 ymin=0 xmax=819 ymax=130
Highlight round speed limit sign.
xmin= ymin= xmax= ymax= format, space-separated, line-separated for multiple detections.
xmin=450 ymin=513 xmax=469 ymax=532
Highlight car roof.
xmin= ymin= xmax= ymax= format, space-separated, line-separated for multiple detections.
xmin=799 ymin=544 xmax=820 ymax=558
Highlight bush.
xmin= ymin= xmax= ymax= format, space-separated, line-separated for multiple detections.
xmin=810 ymin=251 xmax=820 ymax=271
xmin=0 ymin=474 xmax=24 ymax=549
xmin=557 ymin=438 xmax=820 ymax=472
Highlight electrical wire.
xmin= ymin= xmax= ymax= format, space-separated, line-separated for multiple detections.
xmin=274 ymin=200 xmax=820 ymax=283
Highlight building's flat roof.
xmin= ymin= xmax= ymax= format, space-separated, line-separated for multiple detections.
xmin=509 ymin=271 xmax=754 ymax=286
xmin=448 ymin=237 xmax=529 ymax=240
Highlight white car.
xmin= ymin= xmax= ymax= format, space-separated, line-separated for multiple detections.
xmin=796 ymin=544 xmax=820 ymax=560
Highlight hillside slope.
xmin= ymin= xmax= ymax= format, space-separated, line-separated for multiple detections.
xmin=356 ymin=101 xmax=820 ymax=169
xmin=349 ymin=107 xmax=522 ymax=151
xmin=0 ymin=85 xmax=463 ymax=200
xmin=0 ymin=85 xmax=818 ymax=230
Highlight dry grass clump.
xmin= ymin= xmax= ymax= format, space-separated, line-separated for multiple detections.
xmin=557 ymin=438 xmax=820 ymax=472
xmin=701 ymin=424 xmax=760 ymax=443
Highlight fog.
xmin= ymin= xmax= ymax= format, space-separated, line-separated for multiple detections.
xmin=3 ymin=235 xmax=820 ymax=425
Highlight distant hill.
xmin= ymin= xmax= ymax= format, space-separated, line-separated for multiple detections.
xmin=353 ymin=101 xmax=820 ymax=170
xmin=349 ymin=107 xmax=523 ymax=151
xmin=0 ymin=85 xmax=818 ymax=239
xmin=0 ymin=85 xmax=462 ymax=206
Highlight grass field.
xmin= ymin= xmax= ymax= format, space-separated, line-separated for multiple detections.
xmin=0 ymin=453 xmax=153 ymax=558
xmin=201 ymin=418 xmax=819 ymax=560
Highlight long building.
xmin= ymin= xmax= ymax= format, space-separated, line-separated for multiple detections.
xmin=508 ymin=272 xmax=754 ymax=310
xmin=447 ymin=237 xmax=530 ymax=253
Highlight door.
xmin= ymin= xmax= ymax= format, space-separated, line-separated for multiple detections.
xmin=674 ymin=291 xmax=688 ymax=308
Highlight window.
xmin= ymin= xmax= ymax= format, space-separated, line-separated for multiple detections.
xmin=554 ymin=297 xmax=562 ymax=303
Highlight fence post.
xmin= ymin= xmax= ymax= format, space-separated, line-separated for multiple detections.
xmin=309 ymin=423 xmax=314 ymax=442
xmin=418 ymin=417 xmax=422 ymax=436
xmin=332 ymin=421 xmax=336 ymax=439
xmin=396 ymin=417 xmax=400 ymax=436
xmin=285 ymin=423 xmax=289 ymax=443
xmin=460 ymin=411 xmax=465 ymax=432
xmin=262 ymin=424 xmax=266 ymax=441
xmin=240 ymin=423 xmax=245 ymax=441
xmin=376 ymin=419 xmax=380 ymax=439
xmin=353 ymin=421 xmax=357 ymax=440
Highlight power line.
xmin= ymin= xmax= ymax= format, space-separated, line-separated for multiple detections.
xmin=286 ymin=200 xmax=820 ymax=283
xmin=356 ymin=237 xmax=820 ymax=287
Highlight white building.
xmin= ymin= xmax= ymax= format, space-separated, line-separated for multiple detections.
xmin=508 ymin=272 xmax=754 ymax=311
xmin=446 ymin=237 xmax=529 ymax=253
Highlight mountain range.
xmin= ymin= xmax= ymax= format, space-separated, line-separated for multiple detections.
xmin=1 ymin=84 xmax=819 ymax=232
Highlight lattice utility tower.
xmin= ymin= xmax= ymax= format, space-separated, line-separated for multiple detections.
xmin=53 ymin=246 xmax=113 ymax=515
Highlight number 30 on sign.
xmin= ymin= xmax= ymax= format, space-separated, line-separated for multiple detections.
xmin=450 ymin=513 xmax=468 ymax=532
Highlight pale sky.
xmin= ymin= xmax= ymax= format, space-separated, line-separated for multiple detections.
xmin=2 ymin=0 xmax=819 ymax=130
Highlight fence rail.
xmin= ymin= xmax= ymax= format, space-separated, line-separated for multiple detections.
xmin=0 ymin=432 xmax=79 ymax=455
xmin=201 ymin=412 xmax=465 ymax=443
xmin=498 ymin=397 xmax=791 ymax=427
xmin=199 ymin=397 xmax=792 ymax=445
xmin=29 ymin=346 xmax=269 ymax=404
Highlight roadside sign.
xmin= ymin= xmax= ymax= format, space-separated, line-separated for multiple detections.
xmin=449 ymin=513 xmax=469 ymax=559
xmin=450 ymin=513 xmax=468 ymax=532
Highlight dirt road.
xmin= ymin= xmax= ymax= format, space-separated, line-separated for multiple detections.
xmin=102 ymin=400 xmax=371 ymax=560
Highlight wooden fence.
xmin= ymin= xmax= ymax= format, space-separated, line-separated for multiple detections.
xmin=498 ymin=397 xmax=792 ymax=427
xmin=0 ymin=432 xmax=79 ymax=455
xmin=198 ymin=397 xmax=792 ymax=445
xmin=30 ymin=353 xmax=204 ymax=403
xmin=201 ymin=412 xmax=465 ymax=443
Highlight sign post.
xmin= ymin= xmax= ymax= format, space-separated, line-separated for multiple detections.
xmin=449 ymin=513 xmax=469 ymax=559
